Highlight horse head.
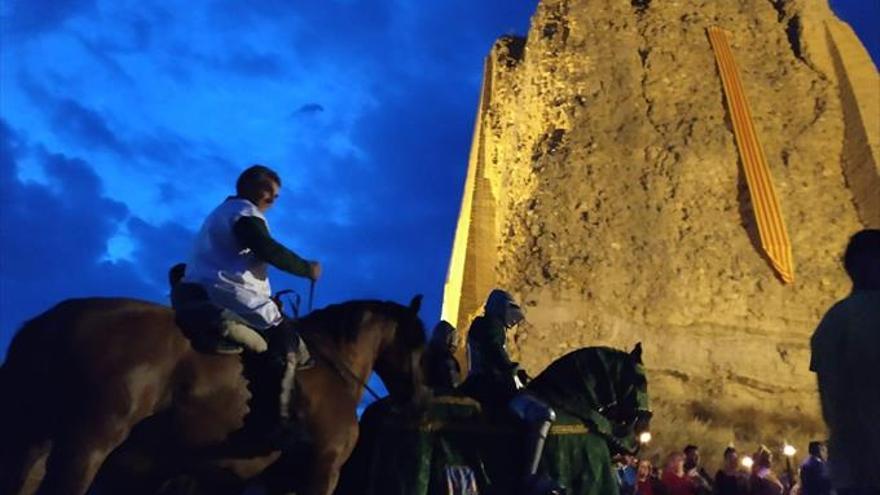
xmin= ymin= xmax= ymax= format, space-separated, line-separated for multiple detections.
xmin=527 ymin=344 xmax=652 ymax=455
xmin=600 ymin=343 xmax=652 ymax=452
xmin=371 ymin=295 xmax=430 ymax=406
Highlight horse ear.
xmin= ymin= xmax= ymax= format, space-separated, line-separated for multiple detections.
xmin=409 ymin=294 xmax=423 ymax=314
xmin=630 ymin=342 xmax=643 ymax=363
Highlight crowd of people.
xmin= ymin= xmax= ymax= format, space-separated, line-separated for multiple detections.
xmin=616 ymin=442 xmax=836 ymax=495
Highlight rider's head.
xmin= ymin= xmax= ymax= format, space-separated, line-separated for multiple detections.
xmin=484 ymin=289 xmax=524 ymax=328
xmin=430 ymin=320 xmax=457 ymax=352
xmin=237 ymin=165 xmax=281 ymax=212
xmin=844 ymin=229 xmax=880 ymax=290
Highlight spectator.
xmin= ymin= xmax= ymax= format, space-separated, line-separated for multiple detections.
xmin=661 ymin=452 xmax=697 ymax=495
xmin=715 ymin=446 xmax=749 ymax=495
xmin=616 ymin=455 xmax=638 ymax=495
xmin=684 ymin=445 xmax=713 ymax=495
xmin=810 ymin=229 xmax=880 ymax=494
xmin=799 ymin=441 xmax=832 ymax=495
xmin=637 ymin=459 xmax=662 ymax=495
xmin=750 ymin=445 xmax=784 ymax=495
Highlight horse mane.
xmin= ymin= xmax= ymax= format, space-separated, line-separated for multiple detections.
xmin=527 ymin=346 xmax=643 ymax=415
xmin=295 ymin=299 xmax=425 ymax=346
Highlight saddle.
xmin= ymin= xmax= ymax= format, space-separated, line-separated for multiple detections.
xmin=170 ymin=282 xmax=268 ymax=355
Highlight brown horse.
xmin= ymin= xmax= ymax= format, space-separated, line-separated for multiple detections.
xmin=0 ymin=296 xmax=428 ymax=495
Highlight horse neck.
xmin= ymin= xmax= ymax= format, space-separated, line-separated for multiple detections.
xmin=309 ymin=314 xmax=393 ymax=398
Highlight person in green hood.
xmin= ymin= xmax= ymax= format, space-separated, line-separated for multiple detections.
xmin=461 ymin=289 xmax=527 ymax=411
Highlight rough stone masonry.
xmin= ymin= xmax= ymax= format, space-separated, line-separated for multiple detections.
xmin=443 ymin=0 xmax=878 ymax=461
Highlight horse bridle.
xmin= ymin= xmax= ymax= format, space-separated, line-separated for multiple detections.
xmin=301 ymin=334 xmax=383 ymax=402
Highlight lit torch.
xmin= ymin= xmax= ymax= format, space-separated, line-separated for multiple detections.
xmin=639 ymin=432 xmax=652 ymax=445
xmin=783 ymin=443 xmax=797 ymax=488
xmin=741 ymin=455 xmax=754 ymax=470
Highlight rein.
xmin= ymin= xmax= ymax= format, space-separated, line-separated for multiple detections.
xmin=299 ymin=281 xmax=382 ymax=401
xmin=301 ymin=334 xmax=383 ymax=402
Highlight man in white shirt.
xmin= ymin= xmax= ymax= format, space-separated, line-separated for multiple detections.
xmin=180 ymin=164 xmax=321 ymax=424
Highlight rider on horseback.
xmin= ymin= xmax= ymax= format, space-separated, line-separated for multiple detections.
xmin=176 ymin=164 xmax=321 ymax=424
xmin=462 ymin=289 xmax=527 ymax=410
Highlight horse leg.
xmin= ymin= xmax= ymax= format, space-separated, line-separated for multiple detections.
xmin=302 ymin=428 xmax=358 ymax=495
xmin=0 ymin=439 xmax=50 ymax=495
xmin=35 ymin=418 xmax=131 ymax=495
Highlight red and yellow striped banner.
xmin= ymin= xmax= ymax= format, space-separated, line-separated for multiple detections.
xmin=708 ymin=27 xmax=795 ymax=284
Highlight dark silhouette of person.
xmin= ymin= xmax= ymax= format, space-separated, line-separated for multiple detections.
xmin=424 ymin=320 xmax=462 ymax=393
xmin=799 ymin=441 xmax=832 ymax=495
xmin=750 ymin=446 xmax=784 ymax=495
xmin=714 ymin=447 xmax=748 ymax=495
xmin=810 ymin=229 xmax=880 ymax=494
xmin=460 ymin=289 xmax=525 ymax=411
xmin=683 ymin=445 xmax=713 ymax=495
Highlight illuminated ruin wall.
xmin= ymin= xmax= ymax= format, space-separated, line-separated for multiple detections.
xmin=443 ymin=0 xmax=878 ymax=461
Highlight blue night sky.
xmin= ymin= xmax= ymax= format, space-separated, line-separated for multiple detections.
xmin=0 ymin=0 xmax=877 ymax=360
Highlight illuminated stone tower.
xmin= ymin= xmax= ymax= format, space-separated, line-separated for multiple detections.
xmin=443 ymin=0 xmax=878 ymax=459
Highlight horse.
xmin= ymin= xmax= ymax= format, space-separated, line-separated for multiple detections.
xmin=336 ymin=344 xmax=651 ymax=495
xmin=0 ymin=295 xmax=428 ymax=495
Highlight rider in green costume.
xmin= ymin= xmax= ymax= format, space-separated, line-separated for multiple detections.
xmin=461 ymin=289 xmax=526 ymax=412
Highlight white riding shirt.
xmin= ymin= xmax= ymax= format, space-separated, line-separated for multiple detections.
xmin=183 ymin=197 xmax=283 ymax=329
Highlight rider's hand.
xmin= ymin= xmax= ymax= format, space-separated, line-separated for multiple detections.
xmin=309 ymin=261 xmax=322 ymax=281
xmin=516 ymin=368 xmax=531 ymax=385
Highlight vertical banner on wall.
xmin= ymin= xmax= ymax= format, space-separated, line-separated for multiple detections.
xmin=708 ymin=26 xmax=795 ymax=284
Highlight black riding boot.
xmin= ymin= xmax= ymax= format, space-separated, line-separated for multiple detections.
xmin=263 ymin=324 xmax=314 ymax=423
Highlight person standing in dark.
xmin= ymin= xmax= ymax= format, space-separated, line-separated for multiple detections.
xmin=636 ymin=459 xmax=662 ymax=495
xmin=684 ymin=445 xmax=713 ymax=495
xmin=750 ymin=446 xmax=784 ymax=495
xmin=424 ymin=320 xmax=461 ymax=394
xmin=715 ymin=447 xmax=748 ymax=495
xmin=810 ymin=229 xmax=880 ymax=495
xmin=799 ymin=441 xmax=832 ymax=495
xmin=616 ymin=455 xmax=639 ymax=495
xmin=661 ymin=452 xmax=697 ymax=495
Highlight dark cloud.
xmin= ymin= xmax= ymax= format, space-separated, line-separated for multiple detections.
xmin=73 ymin=33 xmax=135 ymax=82
xmin=265 ymin=71 xmax=478 ymax=321
xmin=132 ymin=129 xmax=199 ymax=165
xmin=126 ymin=217 xmax=194 ymax=288
xmin=2 ymin=0 xmax=94 ymax=38
xmin=0 ymin=121 xmax=181 ymax=357
xmin=154 ymin=42 xmax=287 ymax=80
xmin=50 ymin=99 xmax=130 ymax=155
xmin=224 ymin=51 xmax=286 ymax=77
xmin=17 ymin=75 xmax=130 ymax=156
xmin=295 ymin=103 xmax=325 ymax=115
xmin=207 ymin=0 xmax=395 ymax=63
xmin=158 ymin=182 xmax=183 ymax=202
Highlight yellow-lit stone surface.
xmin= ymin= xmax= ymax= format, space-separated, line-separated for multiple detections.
xmin=443 ymin=0 xmax=878 ymax=466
